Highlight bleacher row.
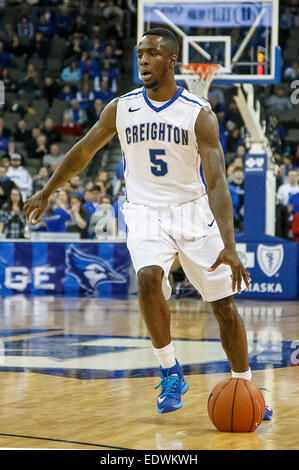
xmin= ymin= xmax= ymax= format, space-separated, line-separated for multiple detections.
xmin=2 ymin=95 xmax=83 ymax=175
xmin=0 ymin=1 xmax=128 ymax=181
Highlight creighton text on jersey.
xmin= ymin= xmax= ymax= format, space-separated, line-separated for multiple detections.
xmin=125 ymin=122 xmax=189 ymax=145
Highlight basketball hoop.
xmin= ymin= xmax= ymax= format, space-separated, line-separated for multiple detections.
xmin=180 ymin=63 xmax=221 ymax=99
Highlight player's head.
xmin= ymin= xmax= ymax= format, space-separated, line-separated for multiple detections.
xmin=143 ymin=28 xmax=179 ymax=56
xmin=137 ymin=27 xmax=179 ymax=89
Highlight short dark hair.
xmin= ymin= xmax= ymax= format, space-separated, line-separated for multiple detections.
xmin=92 ymin=184 xmax=102 ymax=192
xmin=233 ymin=166 xmax=244 ymax=173
xmin=142 ymin=27 xmax=179 ymax=56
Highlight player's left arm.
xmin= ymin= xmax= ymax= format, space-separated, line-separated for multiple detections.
xmin=195 ymin=106 xmax=250 ymax=294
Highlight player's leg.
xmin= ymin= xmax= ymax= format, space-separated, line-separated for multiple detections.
xmin=178 ymin=234 xmax=273 ymax=419
xmin=210 ymin=295 xmax=250 ymax=375
xmin=137 ymin=264 xmax=189 ymax=413
xmin=179 ymin=245 xmax=250 ymax=375
xmin=137 ymin=265 xmax=171 ymax=350
xmin=210 ymin=295 xmax=272 ymax=419
xmin=122 ymin=202 xmax=188 ymax=413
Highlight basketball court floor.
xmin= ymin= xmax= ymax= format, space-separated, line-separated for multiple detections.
xmin=0 ymin=294 xmax=297 ymax=450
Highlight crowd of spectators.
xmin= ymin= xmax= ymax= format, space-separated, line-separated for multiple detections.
xmin=206 ymin=0 xmax=299 ymax=241
xmin=0 ymin=153 xmax=126 ymax=239
xmin=0 ymin=0 xmax=130 ymax=239
xmin=209 ymin=81 xmax=299 ymax=240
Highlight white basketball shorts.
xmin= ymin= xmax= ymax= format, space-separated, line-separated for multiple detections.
xmin=121 ymin=196 xmax=241 ymax=302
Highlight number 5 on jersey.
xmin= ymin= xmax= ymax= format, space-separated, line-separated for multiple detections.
xmin=150 ymin=149 xmax=168 ymax=176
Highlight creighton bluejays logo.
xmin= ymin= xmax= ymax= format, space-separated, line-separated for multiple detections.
xmin=257 ymin=244 xmax=284 ymax=277
xmin=66 ymin=245 xmax=126 ymax=294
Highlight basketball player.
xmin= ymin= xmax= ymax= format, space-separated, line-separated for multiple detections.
xmin=24 ymin=28 xmax=272 ymax=419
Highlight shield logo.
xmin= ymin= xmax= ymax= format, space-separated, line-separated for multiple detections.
xmin=257 ymin=244 xmax=284 ymax=277
xmin=256 ymin=157 xmax=264 ymax=168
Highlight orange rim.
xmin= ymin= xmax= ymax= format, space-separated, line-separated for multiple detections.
xmin=180 ymin=63 xmax=220 ymax=79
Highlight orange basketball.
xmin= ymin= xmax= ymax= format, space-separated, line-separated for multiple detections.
xmin=207 ymin=378 xmax=265 ymax=432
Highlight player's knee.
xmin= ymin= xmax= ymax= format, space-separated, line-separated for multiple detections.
xmin=137 ymin=266 xmax=163 ymax=294
xmin=211 ymin=296 xmax=238 ymax=327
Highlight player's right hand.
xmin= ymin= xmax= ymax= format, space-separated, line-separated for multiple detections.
xmin=208 ymin=246 xmax=251 ymax=294
xmin=23 ymin=190 xmax=50 ymax=224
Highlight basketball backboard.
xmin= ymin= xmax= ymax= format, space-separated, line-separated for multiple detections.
xmin=134 ymin=0 xmax=281 ymax=86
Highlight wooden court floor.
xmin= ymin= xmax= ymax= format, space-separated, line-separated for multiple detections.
xmin=0 ymin=295 xmax=298 ymax=450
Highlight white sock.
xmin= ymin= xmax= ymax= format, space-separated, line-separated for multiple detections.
xmin=153 ymin=342 xmax=176 ymax=369
xmin=231 ymin=368 xmax=252 ymax=381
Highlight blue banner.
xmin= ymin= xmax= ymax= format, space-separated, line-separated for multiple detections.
xmin=0 ymin=242 xmax=132 ymax=298
xmin=236 ymin=240 xmax=298 ymax=299
xmin=0 ymin=240 xmax=296 ymax=299
xmin=144 ymin=2 xmax=273 ymax=28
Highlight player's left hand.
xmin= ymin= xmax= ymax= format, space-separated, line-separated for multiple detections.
xmin=208 ymin=247 xmax=251 ymax=294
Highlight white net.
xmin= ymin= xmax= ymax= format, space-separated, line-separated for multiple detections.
xmin=180 ymin=63 xmax=221 ymax=99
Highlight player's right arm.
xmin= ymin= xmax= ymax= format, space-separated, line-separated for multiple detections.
xmin=195 ymin=106 xmax=250 ymax=294
xmin=24 ymin=98 xmax=118 ymax=223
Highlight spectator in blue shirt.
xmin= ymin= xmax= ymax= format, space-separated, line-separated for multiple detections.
xmin=87 ymin=37 xmax=105 ymax=61
xmin=42 ymin=202 xmax=71 ymax=232
xmin=78 ymin=51 xmax=99 ymax=80
xmin=0 ymin=41 xmax=11 ymax=68
xmin=288 ymin=192 xmax=299 ymax=216
xmin=61 ymin=61 xmax=82 ymax=85
xmin=228 ymin=183 xmax=243 ymax=232
xmin=76 ymin=83 xmax=95 ymax=110
xmin=37 ymin=14 xmax=57 ymax=39
xmin=17 ymin=15 xmax=34 ymax=40
xmin=226 ymin=125 xmax=244 ymax=153
xmin=58 ymin=84 xmax=76 ymax=102
xmin=94 ymin=80 xmax=116 ymax=104
xmin=0 ymin=135 xmax=8 ymax=152
xmin=94 ymin=68 xmax=118 ymax=96
xmin=83 ymin=184 xmax=105 ymax=217
xmin=112 ymin=161 xmax=124 ymax=197
xmin=283 ymin=154 xmax=298 ymax=178
xmin=228 ymin=184 xmax=240 ymax=219
xmin=63 ymin=99 xmax=87 ymax=125
xmin=55 ymin=6 xmax=74 ymax=38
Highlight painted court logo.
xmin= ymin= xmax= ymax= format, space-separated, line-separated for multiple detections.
xmin=257 ymin=244 xmax=284 ymax=277
xmin=65 ymin=245 xmax=126 ymax=294
xmin=0 ymin=332 xmax=297 ymax=379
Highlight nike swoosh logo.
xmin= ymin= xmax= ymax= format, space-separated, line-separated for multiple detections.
xmin=207 ymin=219 xmax=215 ymax=227
xmin=157 ymin=396 xmax=167 ymax=404
xmin=128 ymin=107 xmax=141 ymax=112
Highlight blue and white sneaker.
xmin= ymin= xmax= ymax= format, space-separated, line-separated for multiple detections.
xmin=155 ymin=360 xmax=189 ymax=414
xmin=263 ymin=405 xmax=273 ymax=421
xmin=260 ymin=388 xmax=273 ymax=420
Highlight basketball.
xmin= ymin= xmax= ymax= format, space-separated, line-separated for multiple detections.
xmin=207 ymin=378 xmax=266 ymax=433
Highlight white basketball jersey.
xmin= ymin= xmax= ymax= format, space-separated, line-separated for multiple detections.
xmin=116 ymin=86 xmax=211 ymax=207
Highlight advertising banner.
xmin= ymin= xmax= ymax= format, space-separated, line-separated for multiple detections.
xmin=144 ymin=2 xmax=273 ymax=28
xmin=0 ymin=242 xmax=132 ymax=298
xmin=0 ymin=240 xmax=297 ymax=299
xmin=236 ymin=241 xmax=298 ymax=299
